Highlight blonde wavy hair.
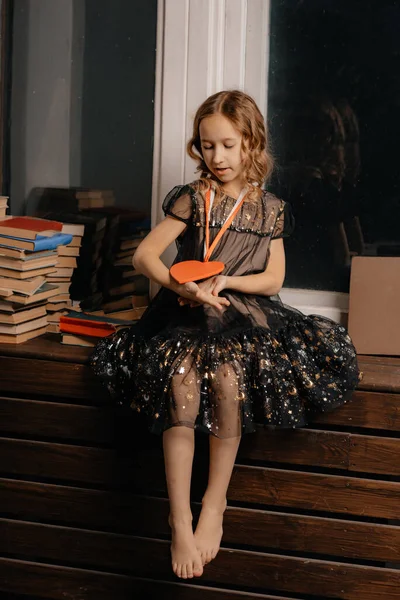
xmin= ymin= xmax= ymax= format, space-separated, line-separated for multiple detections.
xmin=187 ymin=90 xmax=274 ymax=203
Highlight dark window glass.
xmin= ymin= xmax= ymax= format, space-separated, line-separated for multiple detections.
xmin=80 ymin=0 xmax=157 ymax=212
xmin=268 ymin=0 xmax=400 ymax=291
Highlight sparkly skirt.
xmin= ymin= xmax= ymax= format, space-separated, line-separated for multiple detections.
xmin=90 ymin=288 xmax=361 ymax=438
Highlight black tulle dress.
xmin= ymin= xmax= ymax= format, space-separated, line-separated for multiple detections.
xmin=90 ymin=183 xmax=361 ymax=438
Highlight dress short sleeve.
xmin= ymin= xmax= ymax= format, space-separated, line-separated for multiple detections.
xmin=162 ymin=185 xmax=195 ymax=225
xmin=272 ymin=201 xmax=295 ymax=239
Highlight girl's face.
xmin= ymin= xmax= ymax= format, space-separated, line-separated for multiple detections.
xmin=199 ymin=114 xmax=245 ymax=195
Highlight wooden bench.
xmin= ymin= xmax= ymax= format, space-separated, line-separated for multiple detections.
xmin=0 ymin=335 xmax=399 ymax=599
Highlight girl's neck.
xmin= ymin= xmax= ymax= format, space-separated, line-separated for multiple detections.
xmin=220 ymin=181 xmax=247 ymax=200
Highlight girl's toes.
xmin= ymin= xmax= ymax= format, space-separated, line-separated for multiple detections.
xmin=193 ymin=560 xmax=203 ymax=577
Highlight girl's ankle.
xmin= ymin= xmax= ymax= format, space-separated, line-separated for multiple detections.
xmin=201 ymin=495 xmax=227 ymax=513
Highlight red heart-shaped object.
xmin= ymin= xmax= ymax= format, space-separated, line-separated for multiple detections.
xmin=170 ymin=260 xmax=225 ymax=284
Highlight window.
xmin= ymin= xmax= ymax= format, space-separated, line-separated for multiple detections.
xmin=267 ymin=0 xmax=400 ymax=292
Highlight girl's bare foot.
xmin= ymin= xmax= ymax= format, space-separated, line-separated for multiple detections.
xmin=169 ymin=514 xmax=204 ymax=579
xmin=194 ymin=499 xmax=227 ymax=565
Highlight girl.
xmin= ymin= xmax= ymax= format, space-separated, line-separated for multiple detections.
xmin=91 ymin=90 xmax=360 ymax=580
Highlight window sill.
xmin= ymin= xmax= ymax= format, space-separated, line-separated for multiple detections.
xmin=279 ymin=288 xmax=349 ymax=326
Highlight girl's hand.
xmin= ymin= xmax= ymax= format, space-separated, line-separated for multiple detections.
xmin=178 ymin=276 xmax=230 ymax=309
xmin=177 ymin=280 xmax=230 ymax=311
xmin=211 ymin=275 xmax=228 ymax=296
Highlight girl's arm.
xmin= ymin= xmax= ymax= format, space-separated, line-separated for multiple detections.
xmin=133 ymin=216 xmax=230 ymax=310
xmin=216 ymin=238 xmax=286 ymax=297
xmin=133 ymin=216 xmax=186 ymax=291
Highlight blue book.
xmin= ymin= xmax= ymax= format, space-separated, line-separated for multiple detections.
xmin=0 ymin=232 xmax=73 ymax=252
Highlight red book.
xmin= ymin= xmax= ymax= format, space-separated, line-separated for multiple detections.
xmin=59 ymin=316 xmax=116 ymax=338
xmin=0 ymin=216 xmax=63 ymax=240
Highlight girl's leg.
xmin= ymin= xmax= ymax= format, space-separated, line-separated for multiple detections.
xmin=194 ymin=362 xmax=242 ymax=564
xmin=164 ymin=359 xmax=203 ymax=579
xmin=194 ymin=434 xmax=241 ymax=565
xmin=163 ymin=426 xmax=203 ymax=579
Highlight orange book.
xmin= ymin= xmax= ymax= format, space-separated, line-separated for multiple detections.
xmin=59 ymin=311 xmax=132 ymax=338
xmin=0 ymin=216 xmax=63 ymax=240
xmin=59 ymin=316 xmax=116 ymax=338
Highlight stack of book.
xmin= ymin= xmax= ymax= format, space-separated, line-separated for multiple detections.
xmin=39 ymin=211 xmax=108 ymax=312
xmin=0 ymin=216 xmax=73 ymax=343
xmin=0 ymin=196 xmax=9 ymax=218
xmin=34 ymin=187 xmax=151 ymax=318
xmin=34 ymin=187 xmax=116 ymax=212
xmin=102 ymin=296 xmax=149 ymax=320
xmin=46 ymin=221 xmax=85 ymax=332
xmin=88 ymin=208 xmax=151 ymax=315
xmin=59 ymin=310 xmax=133 ymax=347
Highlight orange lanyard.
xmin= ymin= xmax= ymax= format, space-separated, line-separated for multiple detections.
xmin=203 ymin=187 xmax=247 ymax=262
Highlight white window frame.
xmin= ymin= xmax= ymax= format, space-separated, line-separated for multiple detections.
xmin=152 ymin=0 xmax=348 ymax=324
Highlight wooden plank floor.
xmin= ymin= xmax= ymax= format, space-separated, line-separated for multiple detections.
xmin=0 ymin=336 xmax=399 ymax=600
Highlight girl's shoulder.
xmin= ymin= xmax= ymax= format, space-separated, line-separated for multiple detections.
xmin=162 ymin=182 xmax=199 ymax=225
xmin=165 ymin=180 xmax=203 ymax=203
xmin=260 ymin=190 xmax=294 ymax=239
xmin=165 ymin=181 xmax=199 ymax=199
xmin=261 ymin=189 xmax=286 ymax=212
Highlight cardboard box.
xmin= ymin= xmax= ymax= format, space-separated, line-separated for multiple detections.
xmin=348 ymin=256 xmax=400 ymax=355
